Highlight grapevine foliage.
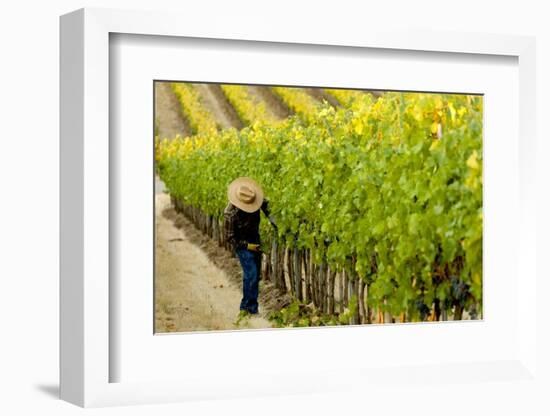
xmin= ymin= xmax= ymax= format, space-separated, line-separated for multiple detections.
xmin=171 ymin=83 xmax=218 ymax=135
xmin=221 ymin=85 xmax=281 ymax=127
xmin=324 ymin=88 xmax=365 ymax=107
xmin=271 ymin=86 xmax=321 ymax=123
xmin=157 ymin=91 xmax=483 ymax=320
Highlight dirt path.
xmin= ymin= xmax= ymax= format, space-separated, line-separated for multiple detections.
xmin=247 ymin=86 xmax=291 ymax=119
xmin=305 ymin=87 xmax=341 ymax=107
xmin=363 ymin=89 xmax=383 ymax=98
xmin=154 ymin=82 xmax=191 ymax=139
xmin=193 ymin=83 xmax=242 ymax=130
xmin=155 ymin=192 xmax=273 ymax=332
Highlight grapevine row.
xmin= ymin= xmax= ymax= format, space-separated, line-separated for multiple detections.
xmin=157 ymin=91 xmax=483 ymax=324
xmin=171 ymin=83 xmax=218 ymax=135
xmin=324 ymin=88 xmax=366 ymax=107
xmin=220 ymin=85 xmax=281 ymax=127
xmin=270 ymin=86 xmax=321 ymax=123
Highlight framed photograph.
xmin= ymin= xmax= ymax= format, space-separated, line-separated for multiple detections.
xmin=60 ymin=7 xmax=538 ymax=408
xmin=153 ymin=80 xmax=483 ymax=334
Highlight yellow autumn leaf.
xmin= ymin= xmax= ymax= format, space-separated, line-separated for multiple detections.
xmin=466 ymin=150 xmax=479 ymax=170
xmin=412 ymin=106 xmax=423 ymax=121
xmin=448 ymin=102 xmax=456 ymax=122
xmin=429 ymin=139 xmax=440 ymax=151
xmin=354 ymin=120 xmax=363 ymax=135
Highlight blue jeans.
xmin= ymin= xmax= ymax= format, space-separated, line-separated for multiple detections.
xmin=236 ymin=248 xmax=261 ymax=314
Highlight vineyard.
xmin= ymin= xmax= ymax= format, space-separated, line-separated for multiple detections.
xmin=156 ymin=82 xmax=483 ymax=328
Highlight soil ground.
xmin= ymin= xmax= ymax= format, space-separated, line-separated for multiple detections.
xmin=247 ymin=85 xmax=291 ymax=119
xmin=305 ymin=87 xmax=341 ymax=107
xmin=193 ymin=83 xmax=242 ymax=130
xmin=155 ymin=191 xmax=275 ymax=332
xmin=154 ymin=82 xmax=191 ymax=139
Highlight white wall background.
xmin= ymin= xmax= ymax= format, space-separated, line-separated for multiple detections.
xmin=0 ymin=1 xmax=548 ymax=415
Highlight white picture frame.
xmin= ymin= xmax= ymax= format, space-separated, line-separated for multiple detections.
xmin=60 ymin=7 xmax=538 ymax=408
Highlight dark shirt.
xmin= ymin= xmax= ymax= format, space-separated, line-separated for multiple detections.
xmin=223 ymin=200 xmax=271 ymax=251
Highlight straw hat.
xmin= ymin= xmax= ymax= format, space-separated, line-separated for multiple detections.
xmin=227 ymin=177 xmax=264 ymax=213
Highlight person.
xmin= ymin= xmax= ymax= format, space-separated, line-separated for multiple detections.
xmin=224 ymin=177 xmax=277 ymax=317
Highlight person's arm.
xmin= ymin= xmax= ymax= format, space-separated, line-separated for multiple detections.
xmin=261 ymin=199 xmax=278 ymax=230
